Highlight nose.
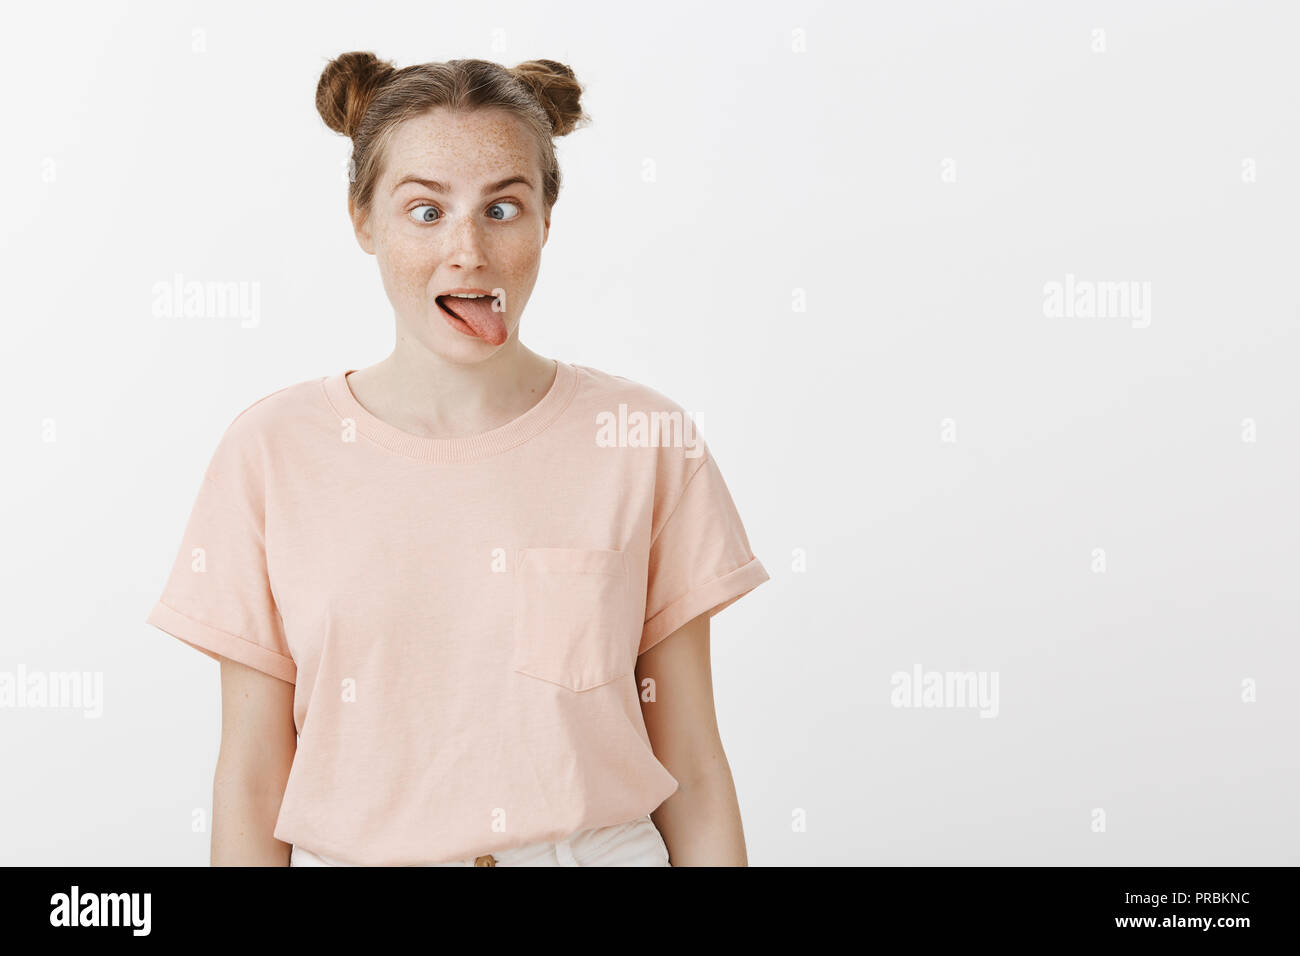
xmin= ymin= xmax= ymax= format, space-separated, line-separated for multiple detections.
xmin=442 ymin=215 xmax=489 ymax=271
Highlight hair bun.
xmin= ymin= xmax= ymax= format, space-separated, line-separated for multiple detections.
xmin=511 ymin=59 xmax=589 ymax=137
xmin=316 ymin=51 xmax=399 ymax=138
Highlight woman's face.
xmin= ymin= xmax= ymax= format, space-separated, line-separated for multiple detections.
xmin=351 ymin=106 xmax=549 ymax=361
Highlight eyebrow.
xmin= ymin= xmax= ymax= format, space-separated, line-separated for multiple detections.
xmin=391 ymin=174 xmax=535 ymax=196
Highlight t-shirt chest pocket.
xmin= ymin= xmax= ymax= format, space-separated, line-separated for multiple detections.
xmin=512 ymin=547 xmax=634 ymax=692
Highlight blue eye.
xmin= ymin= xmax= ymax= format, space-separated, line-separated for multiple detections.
xmin=488 ymin=201 xmax=521 ymax=221
xmin=409 ymin=204 xmax=440 ymax=224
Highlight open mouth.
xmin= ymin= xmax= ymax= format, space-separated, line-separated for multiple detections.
xmin=435 ymin=293 xmax=500 ymax=345
xmin=436 ymin=295 xmax=478 ymax=323
xmin=433 ymin=290 xmax=507 ymax=345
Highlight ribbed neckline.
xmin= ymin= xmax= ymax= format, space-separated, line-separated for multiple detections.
xmin=320 ymin=359 xmax=577 ymax=463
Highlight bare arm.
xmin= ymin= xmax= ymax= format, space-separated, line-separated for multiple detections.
xmin=636 ymin=611 xmax=747 ymax=866
xmin=211 ymin=657 xmax=297 ymax=866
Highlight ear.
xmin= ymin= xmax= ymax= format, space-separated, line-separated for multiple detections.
xmin=350 ymin=199 xmax=376 ymax=255
xmin=542 ymin=214 xmax=550 ymax=247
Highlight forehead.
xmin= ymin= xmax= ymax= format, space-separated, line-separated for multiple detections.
xmin=381 ymin=108 xmax=538 ymax=185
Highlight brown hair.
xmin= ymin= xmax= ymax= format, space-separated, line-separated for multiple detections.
xmin=315 ymin=52 xmax=590 ymax=224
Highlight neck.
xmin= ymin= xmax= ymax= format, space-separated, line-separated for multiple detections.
xmin=350 ymin=340 xmax=556 ymax=439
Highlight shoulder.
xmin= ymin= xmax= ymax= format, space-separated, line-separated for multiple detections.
xmin=565 ymin=361 xmax=711 ymax=486
xmin=204 ymin=374 xmax=329 ymax=479
xmin=566 ymin=361 xmax=696 ymax=420
xmin=221 ymin=374 xmax=327 ymax=435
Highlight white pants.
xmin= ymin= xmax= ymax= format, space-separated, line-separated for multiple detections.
xmin=289 ymin=813 xmax=671 ymax=867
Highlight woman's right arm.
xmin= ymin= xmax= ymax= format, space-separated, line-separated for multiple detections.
xmin=211 ymin=657 xmax=297 ymax=866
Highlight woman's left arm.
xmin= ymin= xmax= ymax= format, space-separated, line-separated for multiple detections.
xmin=636 ymin=611 xmax=748 ymax=866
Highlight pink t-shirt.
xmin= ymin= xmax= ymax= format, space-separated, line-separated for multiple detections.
xmin=145 ymin=359 xmax=769 ymax=865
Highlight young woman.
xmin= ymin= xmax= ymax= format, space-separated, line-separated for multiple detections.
xmin=146 ymin=53 xmax=769 ymax=867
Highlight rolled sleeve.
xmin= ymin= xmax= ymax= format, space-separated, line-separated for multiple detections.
xmin=145 ymin=418 xmax=295 ymax=685
xmin=146 ymin=599 xmax=296 ymax=684
xmin=639 ymin=448 xmax=769 ymax=655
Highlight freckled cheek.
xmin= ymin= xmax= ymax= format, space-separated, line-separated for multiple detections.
xmin=383 ymin=238 xmax=440 ymax=297
xmin=495 ymin=239 xmax=544 ymax=296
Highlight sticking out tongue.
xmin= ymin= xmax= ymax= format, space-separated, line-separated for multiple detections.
xmin=439 ymin=295 xmax=507 ymax=346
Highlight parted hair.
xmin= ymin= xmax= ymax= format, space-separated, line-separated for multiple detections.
xmin=315 ymin=52 xmax=589 ymax=222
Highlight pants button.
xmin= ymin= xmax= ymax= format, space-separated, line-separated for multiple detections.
xmin=474 ymin=854 xmax=497 ymax=867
